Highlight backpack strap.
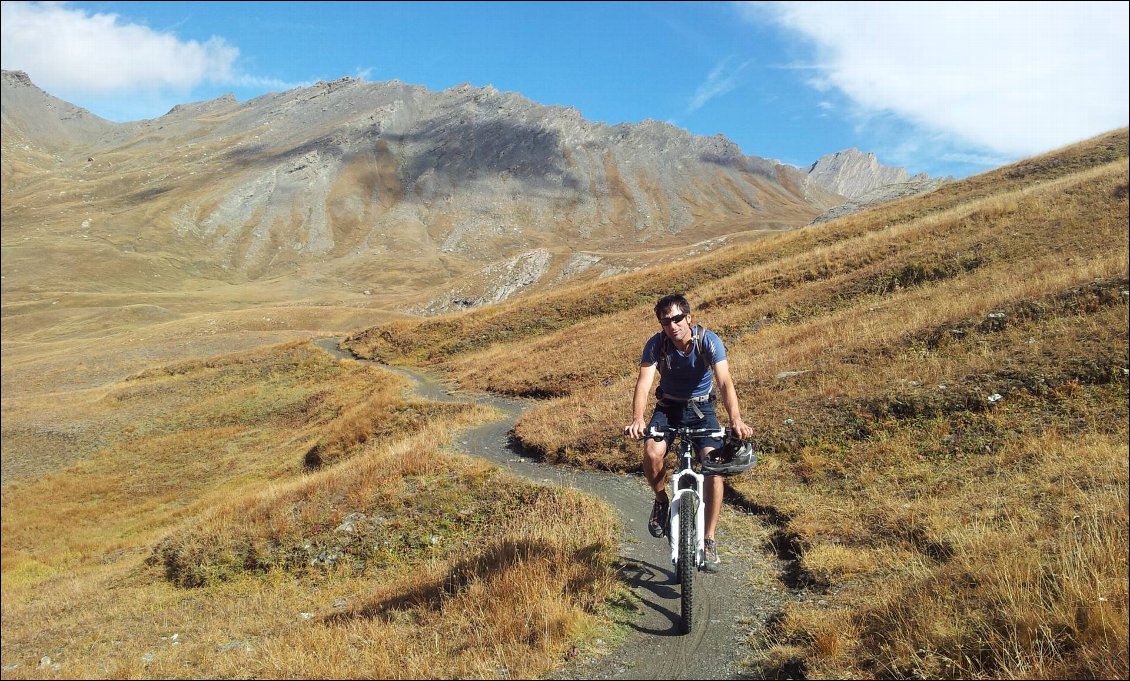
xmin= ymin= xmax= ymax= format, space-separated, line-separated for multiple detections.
xmin=694 ymin=324 xmax=712 ymax=364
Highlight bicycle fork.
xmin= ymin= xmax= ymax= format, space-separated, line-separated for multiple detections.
xmin=667 ymin=467 xmax=705 ymax=569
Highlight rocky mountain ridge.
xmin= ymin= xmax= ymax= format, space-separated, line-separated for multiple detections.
xmin=807 ymin=148 xmax=916 ymax=198
xmin=2 ymin=70 xmax=937 ymax=313
xmin=1 ymin=69 xmax=118 ymax=150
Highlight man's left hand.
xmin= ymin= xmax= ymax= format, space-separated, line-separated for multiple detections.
xmin=731 ymin=419 xmax=754 ymax=440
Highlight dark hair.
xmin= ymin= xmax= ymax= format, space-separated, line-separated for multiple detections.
xmin=654 ymin=294 xmax=690 ymax=318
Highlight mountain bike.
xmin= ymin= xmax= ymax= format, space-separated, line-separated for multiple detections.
xmin=644 ymin=424 xmax=726 ymax=634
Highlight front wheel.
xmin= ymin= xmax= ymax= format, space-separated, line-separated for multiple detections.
xmin=677 ymin=492 xmax=697 ymax=634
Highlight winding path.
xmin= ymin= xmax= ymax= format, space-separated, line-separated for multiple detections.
xmin=314 ymin=338 xmax=782 ymax=679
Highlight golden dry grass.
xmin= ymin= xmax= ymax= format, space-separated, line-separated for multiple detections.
xmin=342 ymin=128 xmax=1130 ymax=678
xmin=1 ymin=342 xmax=623 ymax=678
xmin=3 ymin=128 xmax=1126 ymax=679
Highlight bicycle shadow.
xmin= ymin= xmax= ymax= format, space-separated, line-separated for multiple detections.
xmin=616 ymin=556 xmax=685 ymax=636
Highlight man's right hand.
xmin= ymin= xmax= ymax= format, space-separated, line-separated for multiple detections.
xmin=624 ymin=418 xmax=647 ymax=440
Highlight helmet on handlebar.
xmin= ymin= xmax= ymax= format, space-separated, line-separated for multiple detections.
xmin=701 ymin=434 xmax=757 ymax=476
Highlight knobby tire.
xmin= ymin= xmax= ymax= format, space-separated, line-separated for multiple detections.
xmin=678 ymin=492 xmax=697 ymax=634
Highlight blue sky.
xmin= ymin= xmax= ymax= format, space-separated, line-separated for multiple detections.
xmin=2 ymin=1 xmax=1127 ymax=179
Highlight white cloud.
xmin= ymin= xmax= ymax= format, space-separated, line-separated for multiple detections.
xmin=741 ymin=1 xmax=1129 ymax=158
xmin=689 ymin=57 xmax=753 ymax=112
xmin=1 ymin=1 xmax=239 ymax=95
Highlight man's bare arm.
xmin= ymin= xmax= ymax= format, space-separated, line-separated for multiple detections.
xmin=624 ymin=363 xmax=658 ymax=438
xmin=713 ymin=359 xmax=753 ymax=439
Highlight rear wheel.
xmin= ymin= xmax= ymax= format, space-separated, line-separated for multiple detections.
xmin=678 ymin=492 xmax=697 ymax=634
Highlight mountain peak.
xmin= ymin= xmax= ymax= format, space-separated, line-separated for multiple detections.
xmin=1 ymin=69 xmax=115 ymax=149
xmin=807 ymin=148 xmax=912 ymax=199
xmin=3 ymin=69 xmax=35 ymax=88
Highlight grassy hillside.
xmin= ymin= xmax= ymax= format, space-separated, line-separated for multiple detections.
xmin=1 ymin=342 xmax=622 ymax=678
xmin=345 ymin=128 xmax=1129 ymax=678
xmin=2 ymin=128 xmax=1124 ymax=680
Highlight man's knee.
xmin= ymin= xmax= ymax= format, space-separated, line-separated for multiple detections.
xmin=643 ymin=440 xmax=667 ymax=464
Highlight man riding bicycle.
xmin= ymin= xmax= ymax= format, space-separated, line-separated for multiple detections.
xmin=623 ymin=294 xmax=754 ymax=572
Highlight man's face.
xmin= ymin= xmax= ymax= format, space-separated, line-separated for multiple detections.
xmin=657 ymin=304 xmax=691 ymax=342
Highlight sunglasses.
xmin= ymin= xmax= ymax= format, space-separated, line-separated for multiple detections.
xmin=658 ymin=312 xmax=688 ymax=326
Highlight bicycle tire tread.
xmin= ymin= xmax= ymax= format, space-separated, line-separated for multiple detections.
xmin=678 ymin=492 xmax=697 ymax=634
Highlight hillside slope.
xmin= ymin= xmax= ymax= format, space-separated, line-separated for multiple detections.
xmin=345 ymin=128 xmax=1130 ymax=678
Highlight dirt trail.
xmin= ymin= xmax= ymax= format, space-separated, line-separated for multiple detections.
xmin=315 ymin=338 xmax=788 ymax=679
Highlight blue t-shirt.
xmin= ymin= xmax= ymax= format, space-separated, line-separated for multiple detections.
xmin=641 ymin=327 xmax=727 ymax=399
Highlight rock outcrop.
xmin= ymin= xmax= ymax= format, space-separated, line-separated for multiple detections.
xmin=0 ymin=70 xmax=117 ymax=150
xmin=806 ymin=148 xmax=918 ymax=199
xmin=804 ymin=148 xmax=949 ymax=223
xmin=811 ymin=176 xmax=953 ymax=223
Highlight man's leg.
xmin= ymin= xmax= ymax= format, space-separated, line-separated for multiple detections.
xmin=701 ymin=472 xmax=725 ymax=571
xmin=643 ymin=437 xmax=668 ymax=498
xmin=643 ymin=438 xmax=669 ymax=537
xmin=703 ymin=472 xmax=724 ymax=539
xmin=700 ymin=445 xmax=725 ymax=571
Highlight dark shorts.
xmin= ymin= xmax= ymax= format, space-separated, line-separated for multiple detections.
xmin=647 ymin=399 xmax=724 ymax=455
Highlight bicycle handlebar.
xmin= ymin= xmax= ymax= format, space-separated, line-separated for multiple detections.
xmin=641 ymin=426 xmax=727 ymax=441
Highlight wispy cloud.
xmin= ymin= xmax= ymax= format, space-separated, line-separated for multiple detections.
xmin=739 ymin=1 xmax=1130 ymax=159
xmin=688 ymin=57 xmax=752 ymax=112
xmin=880 ymin=129 xmax=1014 ymax=178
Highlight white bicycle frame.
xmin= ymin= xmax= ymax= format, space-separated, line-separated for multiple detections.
xmin=668 ymin=461 xmax=705 ymax=569
xmin=648 ymin=426 xmax=725 ymax=570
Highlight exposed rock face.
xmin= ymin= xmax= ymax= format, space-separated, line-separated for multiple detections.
xmin=807 ymin=148 xmax=917 ymax=199
xmin=811 ymin=176 xmax=953 ymax=223
xmin=409 ymin=248 xmax=555 ymax=315
xmin=0 ymin=70 xmax=117 ymax=149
